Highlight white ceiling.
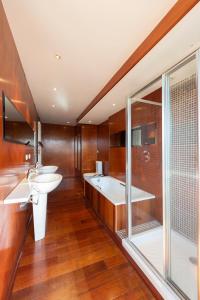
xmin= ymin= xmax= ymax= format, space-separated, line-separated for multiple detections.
xmin=80 ymin=2 xmax=200 ymax=124
xmin=2 ymin=0 xmax=177 ymax=125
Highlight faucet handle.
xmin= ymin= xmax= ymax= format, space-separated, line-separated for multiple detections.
xmin=35 ymin=162 xmax=42 ymax=169
xmin=27 ymin=168 xmax=36 ymax=180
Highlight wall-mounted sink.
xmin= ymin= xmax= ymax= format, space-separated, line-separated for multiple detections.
xmin=4 ymin=169 xmax=63 ymax=242
xmin=29 ymin=173 xmax=62 ymax=193
xmin=39 ymin=165 xmax=58 ymax=174
xmin=29 ymin=172 xmax=63 ymax=242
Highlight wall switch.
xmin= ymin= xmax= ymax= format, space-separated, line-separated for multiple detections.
xmin=25 ymin=154 xmax=29 ymax=161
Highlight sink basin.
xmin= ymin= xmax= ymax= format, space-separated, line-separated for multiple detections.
xmin=39 ymin=165 xmax=58 ymax=174
xmin=29 ymin=173 xmax=62 ymax=194
xmin=28 ymin=173 xmax=62 ymax=241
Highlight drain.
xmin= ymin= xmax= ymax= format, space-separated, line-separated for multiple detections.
xmin=189 ymin=257 xmax=197 ymax=265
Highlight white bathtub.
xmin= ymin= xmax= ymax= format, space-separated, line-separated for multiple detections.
xmin=83 ymin=174 xmax=155 ymax=205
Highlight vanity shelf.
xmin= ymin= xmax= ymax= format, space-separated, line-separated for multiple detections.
xmin=4 ymin=178 xmax=31 ymax=204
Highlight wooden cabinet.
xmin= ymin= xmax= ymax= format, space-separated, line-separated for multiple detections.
xmin=99 ymin=193 xmax=105 ymax=221
xmin=75 ymin=125 xmax=97 ymax=176
xmin=92 ymin=188 xmax=99 ymax=214
xmin=85 ymin=181 xmax=115 ymax=232
xmin=115 ymin=205 xmax=126 ymax=231
xmin=90 ymin=191 xmax=152 ymax=229
xmin=99 ymin=194 xmax=114 ymax=231
xmin=104 ymin=197 xmax=114 ymax=231
xmin=84 ymin=181 xmax=92 ymax=207
xmin=84 ymin=180 xmax=127 ymax=233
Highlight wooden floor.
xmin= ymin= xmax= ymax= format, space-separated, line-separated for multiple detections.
xmin=12 ymin=178 xmax=156 ymax=300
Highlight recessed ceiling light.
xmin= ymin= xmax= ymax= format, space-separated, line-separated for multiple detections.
xmin=112 ymin=103 xmax=116 ymax=107
xmin=66 ymin=121 xmax=70 ymax=124
xmin=53 ymin=87 xmax=57 ymax=91
xmin=88 ymin=120 xmax=92 ymax=123
xmin=52 ymin=104 xmax=56 ymax=108
xmin=55 ymin=54 xmax=61 ymax=60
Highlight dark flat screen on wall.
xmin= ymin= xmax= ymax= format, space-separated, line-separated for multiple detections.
xmin=110 ymin=130 xmax=126 ymax=147
xmin=2 ymin=92 xmax=34 ymax=147
xmin=132 ymin=123 xmax=156 ymax=146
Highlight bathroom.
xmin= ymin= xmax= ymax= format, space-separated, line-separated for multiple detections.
xmin=0 ymin=1 xmax=200 ymax=300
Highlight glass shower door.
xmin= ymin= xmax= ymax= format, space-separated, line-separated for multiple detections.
xmin=126 ymin=78 xmax=164 ymax=276
xmin=163 ymin=53 xmax=199 ymax=300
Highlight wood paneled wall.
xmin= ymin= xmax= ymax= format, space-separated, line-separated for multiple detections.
xmin=42 ymin=124 xmax=75 ymax=178
xmin=75 ymin=125 xmax=97 ymax=175
xmin=97 ymin=121 xmax=109 ymax=175
xmin=97 ymin=110 xmax=125 ymax=180
xmin=81 ymin=125 xmax=97 ymax=174
xmin=109 ymin=109 xmax=126 ymax=181
xmin=0 ymin=2 xmax=38 ymax=299
xmin=132 ymin=103 xmax=162 ymax=223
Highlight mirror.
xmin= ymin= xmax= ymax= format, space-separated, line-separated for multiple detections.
xmin=2 ymin=92 xmax=34 ymax=146
xmin=132 ymin=122 xmax=157 ymax=147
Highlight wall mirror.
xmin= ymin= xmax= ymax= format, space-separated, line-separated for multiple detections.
xmin=132 ymin=122 xmax=157 ymax=147
xmin=2 ymin=92 xmax=34 ymax=146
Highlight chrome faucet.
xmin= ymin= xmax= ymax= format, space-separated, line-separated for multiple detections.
xmin=26 ymin=167 xmax=36 ymax=179
xmin=35 ymin=162 xmax=42 ymax=170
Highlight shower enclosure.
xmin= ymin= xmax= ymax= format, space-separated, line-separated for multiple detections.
xmin=124 ymin=51 xmax=200 ymax=300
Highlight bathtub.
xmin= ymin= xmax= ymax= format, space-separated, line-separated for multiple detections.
xmin=83 ymin=174 xmax=155 ymax=205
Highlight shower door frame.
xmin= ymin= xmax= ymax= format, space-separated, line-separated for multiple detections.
xmin=126 ymin=96 xmax=162 ymax=238
xmin=162 ymin=51 xmax=200 ymax=299
xmin=125 ymin=49 xmax=200 ymax=300
xmin=198 ymin=48 xmax=200 ymax=300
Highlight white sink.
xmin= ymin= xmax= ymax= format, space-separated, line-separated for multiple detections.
xmin=29 ymin=173 xmax=62 ymax=242
xmin=4 ymin=172 xmax=62 ymax=242
xmin=29 ymin=173 xmax=62 ymax=194
xmin=39 ymin=165 xmax=58 ymax=174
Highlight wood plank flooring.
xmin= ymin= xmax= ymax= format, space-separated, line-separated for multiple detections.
xmin=11 ymin=178 xmax=156 ymax=300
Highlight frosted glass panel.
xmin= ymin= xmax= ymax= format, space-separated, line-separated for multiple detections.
xmin=165 ymin=55 xmax=198 ymax=300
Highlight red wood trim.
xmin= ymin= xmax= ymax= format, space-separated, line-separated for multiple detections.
xmin=77 ymin=0 xmax=199 ymax=122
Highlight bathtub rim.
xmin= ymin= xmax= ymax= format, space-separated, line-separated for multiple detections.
xmin=83 ymin=173 xmax=155 ymax=206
